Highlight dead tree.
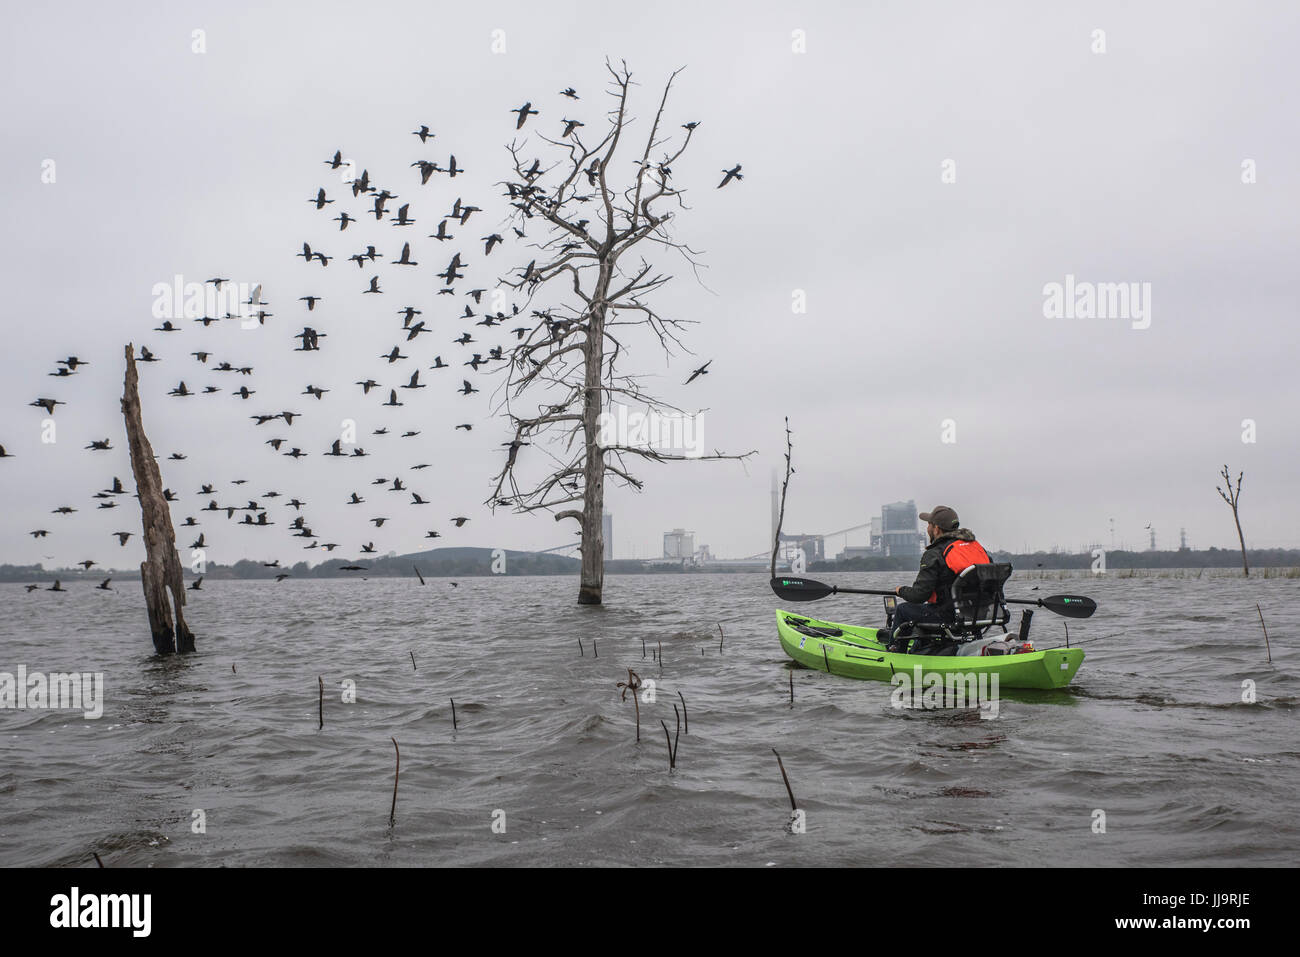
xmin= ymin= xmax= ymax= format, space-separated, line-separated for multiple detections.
xmin=1216 ymin=465 xmax=1249 ymax=578
xmin=122 ymin=344 xmax=195 ymax=653
xmin=488 ymin=60 xmax=753 ymax=604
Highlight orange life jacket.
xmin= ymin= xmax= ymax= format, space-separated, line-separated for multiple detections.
xmin=927 ymin=539 xmax=991 ymax=603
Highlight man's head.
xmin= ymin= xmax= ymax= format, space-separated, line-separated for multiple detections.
xmin=919 ymin=505 xmax=959 ymax=542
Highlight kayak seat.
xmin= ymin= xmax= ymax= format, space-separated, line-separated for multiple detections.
xmin=912 ymin=562 xmax=1013 ymax=643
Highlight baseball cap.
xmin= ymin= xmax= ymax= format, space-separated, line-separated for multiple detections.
xmin=919 ymin=505 xmax=959 ymax=531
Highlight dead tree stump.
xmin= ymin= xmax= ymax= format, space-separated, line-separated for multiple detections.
xmin=121 ymin=344 xmax=195 ymax=654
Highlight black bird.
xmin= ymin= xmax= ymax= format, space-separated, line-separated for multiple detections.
xmin=114 ymin=531 xmax=133 ymax=546
xmin=560 ymin=87 xmax=579 ymax=99
xmin=169 ymin=382 xmax=192 ymax=397
xmin=325 ymin=150 xmax=344 ymax=168
xmin=303 ymin=385 xmax=328 ymax=400
xmin=364 ymin=275 xmax=383 ymax=294
xmin=30 ymin=398 xmax=64 ymax=415
xmin=561 ymin=118 xmax=583 ymax=137
xmin=439 ymin=253 xmax=466 ymax=285
xmin=446 ymin=155 xmax=463 ymax=177
xmin=460 ymin=380 xmax=479 ymax=395
xmin=430 ymin=219 xmax=453 ymax=242
xmin=356 ymin=379 xmax=380 ymax=394
xmin=430 ymin=356 xmax=447 ymax=369
xmin=190 ymin=577 xmax=203 ymax=590
xmin=454 ymin=423 xmax=472 ymax=431
xmin=48 ymin=580 xmax=66 ymax=592
xmin=383 ymin=389 xmax=403 ymax=407
xmin=512 ymin=102 xmax=538 ymax=128
xmin=380 ymin=346 xmax=407 ymax=363
xmin=309 ymin=188 xmax=334 ymax=209
xmin=394 ymin=242 xmax=418 ymax=266
xmin=412 ymin=160 xmax=441 ymax=184
xmin=451 ymin=517 xmax=469 ymax=527
xmin=392 ymin=205 xmax=415 ymax=227
xmin=412 ymin=125 xmax=435 ymax=143
xmin=402 ymin=371 xmax=425 ymax=390
xmin=155 ymin=320 xmax=179 ymax=332
xmin=97 ymin=578 xmax=112 ymax=591
xmin=483 ymin=234 xmax=503 ymax=255
xmin=685 ymin=360 xmax=712 ymax=384
xmin=137 ymin=347 xmax=159 ymax=362
xmin=718 ymin=164 xmax=743 ymax=188
xmin=325 ymin=440 xmax=345 ymax=456
xmin=85 ymin=439 xmax=112 ymax=451
xmin=334 ymin=212 xmax=355 ymax=231
xmin=300 ymin=296 xmax=321 ymax=310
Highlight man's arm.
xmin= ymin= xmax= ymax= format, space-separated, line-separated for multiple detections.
xmin=896 ymin=551 xmax=941 ymax=603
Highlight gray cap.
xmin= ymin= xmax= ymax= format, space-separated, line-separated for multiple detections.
xmin=919 ymin=505 xmax=959 ymax=531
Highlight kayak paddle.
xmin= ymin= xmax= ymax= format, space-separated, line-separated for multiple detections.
xmin=769 ymin=576 xmax=1097 ymax=619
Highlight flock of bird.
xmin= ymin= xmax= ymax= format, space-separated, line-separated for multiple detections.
xmin=7 ymin=89 xmax=739 ymax=589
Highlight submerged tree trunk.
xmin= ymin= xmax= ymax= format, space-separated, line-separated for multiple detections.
xmin=121 ymin=344 xmax=195 ymax=654
xmin=577 ymin=284 xmax=609 ymax=605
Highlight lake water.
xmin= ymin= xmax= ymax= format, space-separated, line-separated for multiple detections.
xmin=1 ymin=571 xmax=1296 ymax=866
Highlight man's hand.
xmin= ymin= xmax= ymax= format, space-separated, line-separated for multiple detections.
xmin=894 ymin=586 xmax=902 ymax=596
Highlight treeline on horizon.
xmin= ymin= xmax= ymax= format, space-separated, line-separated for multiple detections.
xmin=1 ymin=546 xmax=1298 ymax=582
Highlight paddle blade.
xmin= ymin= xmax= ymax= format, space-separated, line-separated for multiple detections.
xmin=769 ymin=576 xmax=835 ymax=602
xmin=1040 ymin=594 xmax=1097 ymax=618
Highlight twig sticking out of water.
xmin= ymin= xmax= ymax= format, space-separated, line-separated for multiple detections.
xmin=451 ymin=698 xmax=458 ymax=730
xmin=789 ymin=670 xmax=794 ymax=705
xmin=771 ymin=417 xmax=794 ymax=579
xmin=1064 ymin=622 xmax=1069 ymax=648
xmin=578 ymin=637 xmax=584 ymax=657
xmin=642 ymin=638 xmax=646 ymax=658
xmin=593 ymin=639 xmax=598 ymax=658
xmin=660 ymin=709 xmax=680 ymax=770
xmin=388 ymin=737 xmax=400 ymax=828
xmin=677 ymin=691 xmax=688 ymax=733
xmin=617 ymin=669 xmax=643 ymax=742
xmin=718 ymin=623 xmax=724 ymax=654
xmin=414 ymin=565 xmax=426 ymax=586
xmin=658 ymin=640 xmax=663 ymax=667
xmin=410 ymin=650 xmax=417 ymax=671
xmin=92 ymin=852 xmax=104 ymax=868
xmin=318 ymin=676 xmax=324 ymax=730
xmin=231 ymin=664 xmax=235 ymax=674
xmin=1257 ymin=603 xmax=1272 ymax=663
xmin=772 ymin=748 xmax=797 ymax=811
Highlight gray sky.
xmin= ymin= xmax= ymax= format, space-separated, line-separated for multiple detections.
xmin=2 ymin=0 xmax=1298 ymax=570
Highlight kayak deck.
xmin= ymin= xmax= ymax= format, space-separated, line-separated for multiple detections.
xmin=776 ymin=610 xmax=1084 ymax=690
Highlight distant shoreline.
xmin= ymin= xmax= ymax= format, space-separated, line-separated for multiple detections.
xmin=1 ymin=546 xmax=1296 ymax=582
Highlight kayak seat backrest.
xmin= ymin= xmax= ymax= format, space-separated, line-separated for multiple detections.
xmin=952 ymin=563 xmax=1012 ymax=636
xmin=914 ymin=562 xmax=1013 ymax=640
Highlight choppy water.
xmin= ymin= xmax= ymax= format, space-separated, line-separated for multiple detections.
xmin=1 ymin=571 xmax=1296 ymax=867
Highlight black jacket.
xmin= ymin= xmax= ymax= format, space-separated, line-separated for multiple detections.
xmin=896 ymin=528 xmax=981 ymax=607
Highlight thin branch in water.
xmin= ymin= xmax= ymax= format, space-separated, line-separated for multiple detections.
xmin=718 ymin=623 xmax=724 ymax=654
xmin=772 ymin=748 xmax=798 ymax=811
xmin=617 ymin=669 xmax=643 ymax=742
xmin=451 ymin=698 xmax=458 ymax=730
xmin=318 ymin=676 xmax=324 ymax=730
xmin=410 ymin=651 xmax=417 ymax=671
xmin=1257 ymin=603 xmax=1272 ymax=663
xmin=771 ymin=417 xmax=794 ymax=578
xmin=789 ymin=670 xmax=794 ymax=705
xmin=388 ymin=737 xmax=400 ymax=828
xmin=92 ymin=852 xmax=104 ymax=868
xmin=677 ymin=690 xmax=688 ymax=733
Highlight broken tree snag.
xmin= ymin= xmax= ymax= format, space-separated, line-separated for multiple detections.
xmin=121 ymin=344 xmax=195 ymax=655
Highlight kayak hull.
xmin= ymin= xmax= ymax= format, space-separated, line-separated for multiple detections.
xmin=776 ymin=610 xmax=1084 ymax=690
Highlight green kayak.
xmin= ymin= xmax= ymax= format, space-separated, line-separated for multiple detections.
xmin=776 ymin=610 xmax=1084 ymax=690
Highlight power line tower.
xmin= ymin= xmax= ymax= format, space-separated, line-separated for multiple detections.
xmin=1179 ymin=527 xmax=1187 ymax=551
xmin=1149 ymin=527 xmax=1157 ymax=551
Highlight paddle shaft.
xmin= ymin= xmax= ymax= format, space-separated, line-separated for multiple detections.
xmin=814 ymin=583 xmax=1054 ymax=608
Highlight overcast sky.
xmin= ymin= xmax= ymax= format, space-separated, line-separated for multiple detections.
xmin=2 ymin=0 xmax=1297 ymax=570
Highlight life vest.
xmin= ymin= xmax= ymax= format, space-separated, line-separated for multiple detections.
xmin=927 ymin=539 xmax=991 ymax=603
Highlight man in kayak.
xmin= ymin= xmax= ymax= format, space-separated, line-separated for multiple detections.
xmin=878 ymin=505 xmax=990 ymax=653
